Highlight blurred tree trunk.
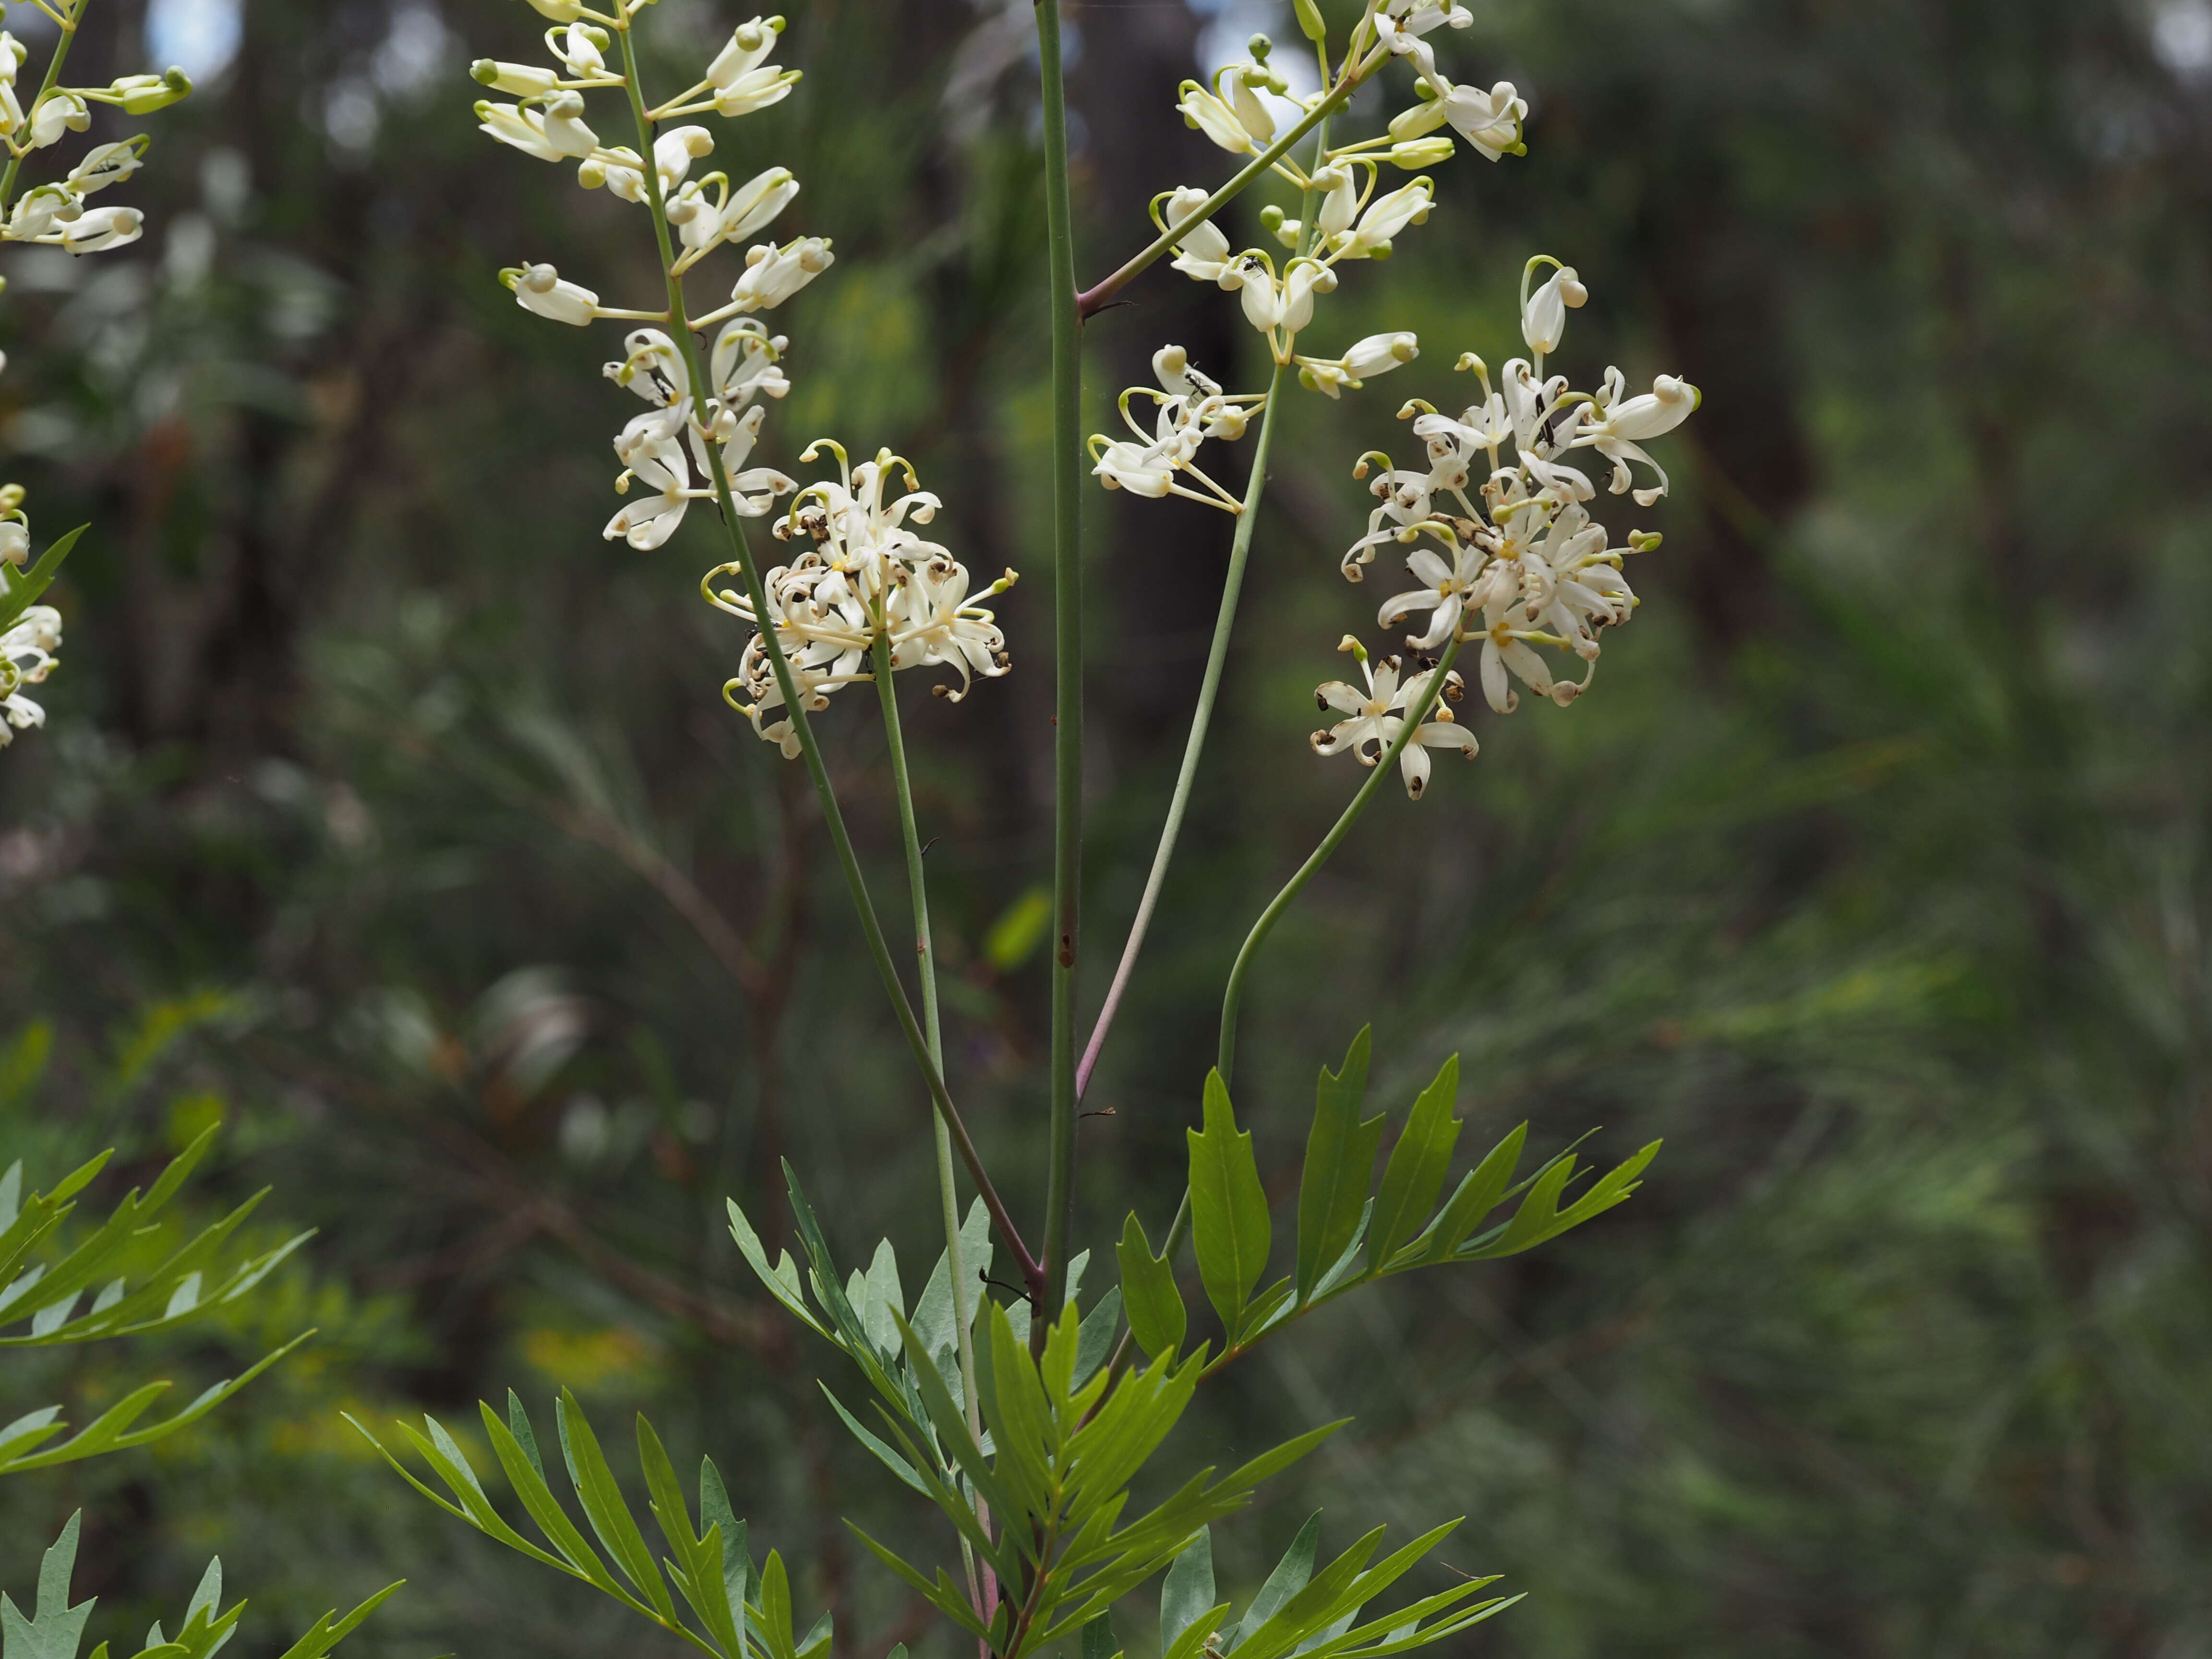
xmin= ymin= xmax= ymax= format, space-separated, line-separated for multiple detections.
xmin=1640 ymin=168 xmax=1808 ymax=654
xmin=1071 ymin=0 xmax=1245 ymax=752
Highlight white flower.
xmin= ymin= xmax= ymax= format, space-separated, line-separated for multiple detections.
xmin=477 ymin=99 xmax=586 ymax=162
xmin=710 ymin=320 xmax=791 ymax=409
xmin=1176 ymin=79 xmax=1255 ymax=155
xmin=890 ymin=558 xmax=1013 ymax=700
xmin=1160 ymin=186 xmax=1232 ymax=283
xmin=604 ymin=430 xmax=698 ymax=550
xmin=0 ymin=603 xmax=61 ymax=747
xmin=1309 ymin=638 xmax=1476 ymax=799
xmin=708 ymin=16 xmax=796 ymax=115
xmin=1221 ymin=253 xmax=1334 ymax=341
xmin=110 ymin=70 xmax=192 ymax=116
xmin=471 ymin=60 xmax=562 ymax=98
xmin=1439 ymin=82 xmax=1526 ymax=161
xmin=581 ymin=146 xmax=647 ymax=200
xmin=1339 ymin=178 xmax=1432 ymax=259
xmin=552 ymin=24 xmax=608 ymax=78
xmin=1313 ymin=166 xmax=1358 ymax=241
xmin=728 ymin=236 xmax=833 ymax=312
xmin=605 ymin=328 xmax=691 ymax=407
xmin=28 ymin=91 xmax=88 ymax=148
xmin=675 ymin=166 xmax=798 ymax=256
xmin=1571 ymin=368 xmax=1699 ymax=504
xmin=714 ymin=66 xmax=798 ymax=118
xmin=69 ymin=138 xmax=147 ymax=194
xmin=1377 ymin=529 xmax=1489 ymax=649
xmin=1298 ymin=331 xmax=1419 ymax=398
xmin=6 ymin=183 xmax=78 ymax=241
xmin=58 ymin=206 xmax=142 ymax=253
xmin=1341 ymin=444 xmax=1467 ymax=577
xmin=1087 ymin=348 xmax=1258 ymax=510
xmin=507 ymin=261 xmax=601 ymax=325
xmin=1474 ymin=585 xmax=1574 ymax=712
xmin=655 ymin=125 xmax=714 ymax=191
xmin=1521 ymin=261 xmax=1587 ymax=358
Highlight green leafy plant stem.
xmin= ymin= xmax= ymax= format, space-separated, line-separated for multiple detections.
xmin=0 ymin=527 xmax=87 ymax=635
xmin=614 ymin=20 xmax=1040 ymax=1298
xmin=0 ymin=0 xmax=80 ymax=211
xmin=1131 ymin=633 xmax=1472 ymax=1279
xmin=1076 ymin=357 xmax=1288 ymax=1098
xmin=1038 ymin=0 xmax=1084 ymax=1342
xmin=869 ymin=630 xmax=990 ymax=1622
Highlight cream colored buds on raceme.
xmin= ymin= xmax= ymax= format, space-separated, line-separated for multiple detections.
xmin=729 ymin=237 xmax=833 ymax=312
xmin=57 ymin=205 xmax=140 ymax=253
xmin=110 ymin=69 xmax=192 ymax=115
xmin=1175 ymin=53 xmax=1287 ymax=156
xmin=504 ymin=262 xmax=601 ymax=325
xmin=70 ymin=138 xmax=147 ymax=193
xmin=30 ymin=92 xmax=90 ymax=148
xmin=519 ymin=0 xmax=586 ymax=20
xmin=655 ymin=126 xmax=714 ymax=190
xmin=1159 ymin=186 xmax=1232 ymax=283
xmin=472 ymin=60 xmax=562 ymax=98
xmin=1521 ymin=260 xmax=1587 ymax=357
xmin=707 ymin=16 xmax=799 ymax=116
xmin=1296 ymin=331 xmax=1419 ymax=398
xmin=477 ymin=97 xmax=597 ymax=161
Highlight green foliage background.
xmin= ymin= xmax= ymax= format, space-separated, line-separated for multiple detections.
xmin=2 ymin=0 xmax=2210 ymax=1654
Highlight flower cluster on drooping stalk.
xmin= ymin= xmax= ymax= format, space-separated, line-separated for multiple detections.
xmin=1312 ymin=258 xmax=1700 ymax=797
xmin=0 ymin=4 xmax=188 ymax=285
xmin=469 ymin=1 xmax=830 ymax=554
xmin=701 ymin=444 xmax=1016 ymax=756
xmin=1088 ymin=4 xmax=1524 ymax=509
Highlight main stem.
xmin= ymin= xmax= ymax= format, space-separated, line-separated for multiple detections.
xmin=1075 ymin=358 xmax=1289 ymax=1098
xmin=1036 ymin=0 xmax=1083 ymax=1340
xmin=869 ymin=635 xmax=989 ymax=1633
xmin=614 ymin=24 xmax=1041 ymax=1296
xmin=0 ymin=0 xmax=81 ymax=211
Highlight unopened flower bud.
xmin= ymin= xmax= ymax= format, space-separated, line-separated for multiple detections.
xmin=521 ymin=0 xmax=586 ymax=20
xmin=1292 ymin=0 xmax=1327 ymax=42
xmin=505 ymin=261 xmax=600 ymax=325
xmin=112 ymin=68 xmax=191 ymax=114
xmin=1387 ymin=136 xmax=1454 ymax=168
xmin=472 ymin=59 xmax=559 ymax=97
xmin=1388 ymin=98 xmax=1449 ymax=143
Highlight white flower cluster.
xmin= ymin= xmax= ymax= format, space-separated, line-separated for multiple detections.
xmin=1094 ymin=7 xmax=1526 ymax=508
xmin=601 ymin=321 xmax=794 ymax=549
xmin=703 ymin=446 xmax=1016 ymax=755
xmin=1089 ymin=345 xmax=1268 ymax=506
xmin=470 ymin=6 xmax=831 ymax=551
xmin=1315 ymin=260 xmax=1699 ymax=797
xmin=0 ymin=8 xmax=191 ymax=284
xmin=0 ymin=489 xmax=58 ymax=746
